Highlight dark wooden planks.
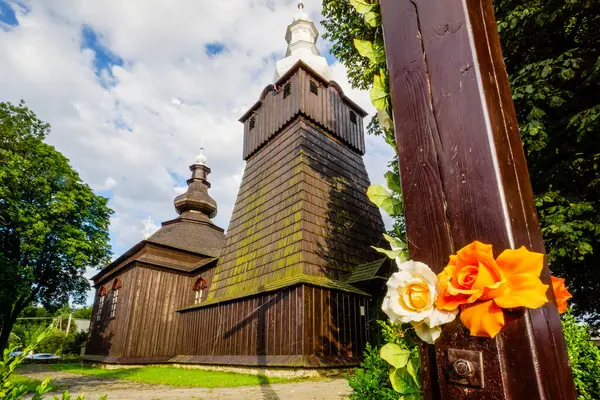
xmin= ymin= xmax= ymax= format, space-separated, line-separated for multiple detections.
xmin=380 ymin=0 xmax=576 ymax=398
xmin=175 ymin=285 xmax=367 ymax=367
xmin=240 ymin=66 xmax=366 ymax=159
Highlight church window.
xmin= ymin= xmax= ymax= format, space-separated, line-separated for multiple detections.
xmin=350 ymin=111 xmax=357 ymax=125
xmin=97 ymin=286 xmax=107 ymax=322
xmin=249 ymin=115 xmax=256 ymax=131
xmin=193 ymin=277 xmax=208 ymax=304
xmin=283 ymin=82 xmax=291 ymax=98
xmin=309 ymin=80 xmax=319 ymax=95
xmin=109 ymin=279 xmax=122 ymax=319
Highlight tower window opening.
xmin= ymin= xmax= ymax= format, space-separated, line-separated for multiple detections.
xmin=249 ymin=116 xmax=256 ymax=131
xmin=309 ymin=80 xmax=319 ymax=95
xmin=193 ymin=277 xmax=208 ymax=305
xmin=350 ymin=111 xmax=357 ymax=125
xmin=283 ymin=82 xmax=292 ymax=98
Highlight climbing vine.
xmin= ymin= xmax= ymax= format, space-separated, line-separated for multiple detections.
xmin=343 ymin=1 xmax=424 ymax=398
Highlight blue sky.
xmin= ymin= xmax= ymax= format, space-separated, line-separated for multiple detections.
xmin=0 ymin=0 xmax=395 ymax=305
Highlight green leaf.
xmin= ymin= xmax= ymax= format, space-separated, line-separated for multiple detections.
xmin=370 ymin=74 xmax=389 ymax=111
xmin=367 ymin=184 xmax=391 ymax=207
xmin=365 ymin=10 xmax=381 ymax=27
xmin=371 ymin=246 xmax=401 ymax=260
xmin=385 ymin=171 xmax=402 ymax=193
xmin=401 ymin=393 xmax=423 ymax=400
xmin=380 ymin=343 xmax=410 ymax=368
xmin=389 ymin=367 xmax=418 ymax=394
xmin=348 ymin=0 xmax=377 ymax=14
xmin=367 ymin=184 xmax=403 ymax=216
xmin=377 ymin=109 xmax=393 ymax=131
xmin=406 ymin=357 xmax=421 ymax=389
xmin=353 ymin=39 xmax=386 ymax=65
xmin=354 ymin=39 xmax=376 ymax=63
xmin=382 ymin=233 xmax=405 ymax=252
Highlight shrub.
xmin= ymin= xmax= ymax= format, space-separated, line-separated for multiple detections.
xmin=346 ymin=343 xmax=398 ymax=400
xmin=349 ymin=315 xmax=600 ymax=400
xmin=36 ymin=329 xmax=67 ymax=355
xmin=1 ymin=328 xmax=106 ymax=399
xmin=62 ymin=331 xmax=88 ymax=356
xmin=562 ymin=311 xmax=600 ymax=400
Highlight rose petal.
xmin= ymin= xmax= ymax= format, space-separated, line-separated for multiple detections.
xmin=386 ymin=271 xmax=414 ymax=289
xmin=398 ymin=260 xmax=437 ymax=284
xmin=455 ymin=241 xmax=494 ymax=267
xmin=473 ymin=260 xmax=504 ymax=294
xmin=382 ymin=297 xmax=402 ymax=324
xmin=493 ymin=274 xmax=549 ymax=309
xmin=460 ymin=300 xmax=505 ymax=338
xmin=551 ymin=276 xmax=572 ymax=314
xmin=412 ymin=322 xmax=442 ymax=344
xmin=426 ymin=307 xmax=458 ymax=328
xmin=436 ymin=280 xmax=470 ymax=311
xmin=496 ymin=247 xmax=544 ymax=278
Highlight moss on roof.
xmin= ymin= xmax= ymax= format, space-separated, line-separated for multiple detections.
xmin=345 ymin=258 xmax=387 ymax=284
xmin=177 ymin=274 xmax=368 ymax=311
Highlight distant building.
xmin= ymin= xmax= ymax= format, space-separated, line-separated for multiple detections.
xmin=85 ymin=2 xmax=388 ymax=368
xmin=73 ymin=319 xmax=90 ymax=333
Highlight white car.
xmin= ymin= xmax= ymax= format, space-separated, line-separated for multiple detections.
xmin=26 ymin=353 xmax=61 ymax=360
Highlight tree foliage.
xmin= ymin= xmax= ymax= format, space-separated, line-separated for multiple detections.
xmin=321 ymin=0 xmax=600 ymax=331
xmin=0 ymin=101 xmax=112 ymax=350
xmin=495 ymin=0 xmax=600 ymax=331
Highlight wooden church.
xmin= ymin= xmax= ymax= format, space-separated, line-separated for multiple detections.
xmin=85 ymin=2 xmax=388 ymax=368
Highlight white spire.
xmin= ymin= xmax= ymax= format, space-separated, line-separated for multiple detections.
xmin=274 ymin=1 xmax=333 ymax=82
xmin=293 ymin=1 xmax=309 ymax=22
xmin=195 ymin=147 xmax=207 ymax=165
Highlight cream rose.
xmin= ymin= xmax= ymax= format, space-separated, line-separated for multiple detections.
xmin=382 ymin=260 xmax=458 ymax=343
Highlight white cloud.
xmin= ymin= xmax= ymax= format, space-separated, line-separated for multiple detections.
xmin=0 ymin=0 xmax=395 ymax=298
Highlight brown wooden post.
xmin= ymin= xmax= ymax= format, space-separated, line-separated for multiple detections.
xmin=380 ymin=0 xmax=577 ymax=398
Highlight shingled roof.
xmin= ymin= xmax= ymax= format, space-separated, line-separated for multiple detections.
xmin=92 ymin=152 xmax=225 ymax=283
xmin=147 ymin=215 xmax=224 ymax=258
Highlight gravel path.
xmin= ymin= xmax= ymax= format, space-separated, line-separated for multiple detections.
xmin=18 ymin=365 xmax=352 ymax=400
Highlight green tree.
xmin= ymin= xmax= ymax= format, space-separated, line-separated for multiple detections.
xmin=495 ymin=0 xmax=600 ymax=332
xmin=72 ymin=306 xmax=93 ymax=320
xmin=321 ymin=0 xmax=600 ymax=331
xmin=0 ymin=101 xmax=112 ymax=350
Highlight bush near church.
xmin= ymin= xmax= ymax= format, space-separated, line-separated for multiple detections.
xmin=347 ymin=314 xmax=600 ymax=400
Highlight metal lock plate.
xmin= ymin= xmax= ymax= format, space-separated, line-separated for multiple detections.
xmin=447 ymin=349 xmax=484 ymax=388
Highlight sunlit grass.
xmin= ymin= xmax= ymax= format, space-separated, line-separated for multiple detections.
xmin=51 ymin=363 xmax=305 ymax=388
xmin=7 ymin=374 xmax=47 ymax=393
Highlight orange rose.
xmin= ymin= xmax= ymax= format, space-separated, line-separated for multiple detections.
xmin=551 ymin=276 xmax=572 ymax=313
xmin=436 ymin=241 xmax=504 ymax=310
xmin=436 ymin=242 xmax=549 ymax=338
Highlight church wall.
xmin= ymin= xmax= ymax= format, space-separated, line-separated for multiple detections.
xmin=86 ymin=265 xmax=138 ymax=358
xmin=86 ymin=263 xmax=201 ymax=363
xmin=173 ymin=284 xmax=370 ymax=367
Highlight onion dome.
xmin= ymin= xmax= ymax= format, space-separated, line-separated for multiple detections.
xmin=173 ymin=148 xmax=217 ymax=219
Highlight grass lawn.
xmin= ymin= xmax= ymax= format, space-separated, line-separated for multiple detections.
xmin=7 ymin=374 xmax=47 ymax=392
xmin=51 ymin=363 xmax=304 ymax=388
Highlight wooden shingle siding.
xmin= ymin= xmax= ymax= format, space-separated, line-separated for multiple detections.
xmin=206 ymin=116 xmax=384 ymax=304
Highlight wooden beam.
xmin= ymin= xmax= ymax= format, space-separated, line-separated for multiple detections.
xmin=380 ymin=0 xmax=577 ymax=398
